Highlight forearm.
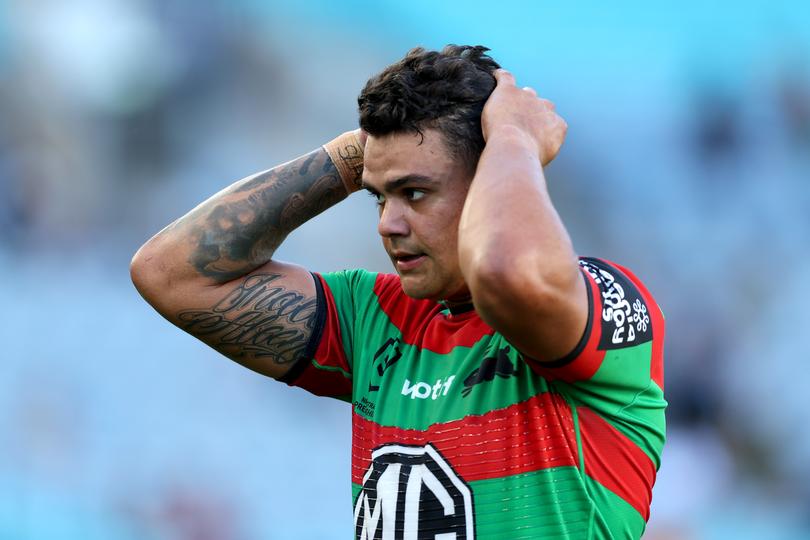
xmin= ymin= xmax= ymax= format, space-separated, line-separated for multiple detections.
xmin=457 ymin=70 xmax=586 ymax=360
xmin=458 ymin=126 xmax=579 ymax=301
xmin=135 ymin=144 xmax=356 ymax=286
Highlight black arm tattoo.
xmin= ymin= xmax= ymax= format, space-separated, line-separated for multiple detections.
xmin=178 ymin=273 xmax=317 ymax=365
xmin=181 ymin=148 xmax=348 ymax=281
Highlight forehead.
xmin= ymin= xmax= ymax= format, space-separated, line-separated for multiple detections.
xmin=362 ymin=129 xmax=465 ymax=190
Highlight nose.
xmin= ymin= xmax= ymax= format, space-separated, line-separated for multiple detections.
xmin=377 ymin=199 xmax=410 ymax=238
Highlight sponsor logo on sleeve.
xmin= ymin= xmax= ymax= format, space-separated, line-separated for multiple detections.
xmin=579 ymin=259 xmax=653 ymax=349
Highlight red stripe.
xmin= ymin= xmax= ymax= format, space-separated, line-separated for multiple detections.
xmin=577 ymin=406 xmax=656 ymax=521
xmin=528 ymin=270 xmax=606 ymax=383
xmin=289 ymin=274 xmax=352 ymax=397
xmin=373 ymin=274 xmax=495 ymax=354
xmin=351 ymin=392 xmax=578 ymax=484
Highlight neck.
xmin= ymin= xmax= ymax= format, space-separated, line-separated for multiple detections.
xmin=441 ymin=295 xmax=475 ymax=315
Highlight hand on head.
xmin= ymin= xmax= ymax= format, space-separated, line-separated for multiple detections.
xmin=481 ymin=69 xmax=568 ymax=166
xmin=355 ymin=128 xmax=368 ymax=149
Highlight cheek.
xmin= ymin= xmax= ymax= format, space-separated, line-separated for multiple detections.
xmin=428 ymin=233 xmax=460 ymax=275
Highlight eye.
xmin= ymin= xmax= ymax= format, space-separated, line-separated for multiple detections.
xmin=405 ymin=189 xmax=426 ymax=202
xmin=366 ymin=190 xmax=385 ymax=206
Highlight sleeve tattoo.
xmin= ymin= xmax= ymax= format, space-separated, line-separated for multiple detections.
xmin=156 ymin=146 xmax=356 ymax=367
xmin=184 ymin=148 xmax=348 ymax=282
xmin=178 ymin=273 xmax=317 ymax=365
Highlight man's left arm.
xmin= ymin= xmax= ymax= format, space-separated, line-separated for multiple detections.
xmin=458 ymin=69 xmax=587 ymax=362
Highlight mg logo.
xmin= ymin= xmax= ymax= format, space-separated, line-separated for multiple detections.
xmin=353 ymin=444 xmax=475 ymax=540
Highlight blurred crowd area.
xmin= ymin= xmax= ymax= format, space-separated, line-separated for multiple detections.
xmin=1 ymin=1 xmax=809 ymax=539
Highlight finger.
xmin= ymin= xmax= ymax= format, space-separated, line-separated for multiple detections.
xmin=493 ymin=69 xmax=516 ymax=87
xmin=539 ymin=98 xmax=556 ymax=111
xmin=357 ymin=128 xmax=368 ymax=147
xmin=522 ymin=86 xmax=537 ymax=97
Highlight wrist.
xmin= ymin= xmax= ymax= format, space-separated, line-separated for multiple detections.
xmin=323 ymin=130 xmax=365 ymax=193
xmin=486 ymin=124 xmax=536 ymax=152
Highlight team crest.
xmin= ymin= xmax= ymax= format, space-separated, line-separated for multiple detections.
xmin=461 ymin=346 xmax=516 ymax=397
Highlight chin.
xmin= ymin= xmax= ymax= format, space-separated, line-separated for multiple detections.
xmin=398 ymin=276 xmax=441 ymax=300
xmin=400 ymin=276 xmax=467 ymax=302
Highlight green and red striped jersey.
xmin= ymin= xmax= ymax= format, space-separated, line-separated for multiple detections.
xmin=282 ymin=257 xmax=666 ymax=539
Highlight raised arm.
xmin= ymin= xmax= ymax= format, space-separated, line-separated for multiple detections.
xmin=130 ymin=131 xmax=364 ymax=378
xmin=457 ymin=71 xmax=588 ymax=362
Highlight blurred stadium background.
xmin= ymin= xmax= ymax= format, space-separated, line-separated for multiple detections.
xmin=1 ymin=1 xmax=809 ymax=538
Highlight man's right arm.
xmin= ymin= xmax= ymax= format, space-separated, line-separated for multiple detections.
xmin=130 ymin=132 xmax=363 ymax=379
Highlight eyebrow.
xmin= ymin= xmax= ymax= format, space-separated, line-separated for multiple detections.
xmin=361 ymin=174 xmax=439 ymax=193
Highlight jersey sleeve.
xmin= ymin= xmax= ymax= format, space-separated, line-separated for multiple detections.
xmin=529 ymin=257 xmax=667 ymax=465
xmin=280 ymin=269 xmax=377 ymax=402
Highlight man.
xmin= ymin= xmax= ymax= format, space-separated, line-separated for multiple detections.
xmin=131 ymin=45 xmax=665 ymax=539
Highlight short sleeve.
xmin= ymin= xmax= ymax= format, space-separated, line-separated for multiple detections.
xmin=530 ymin=257 xmax=667 ymax=464
xmin=281 ymin=269 xmax=377 ymax=402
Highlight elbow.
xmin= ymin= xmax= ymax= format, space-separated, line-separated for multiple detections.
xmin=130 ymin=244 xmax=148 ymax=290
xmin=130 ymin=244 xmax=155 ymax=299
xmin=130 ymin=240 xmax=170 ymax=305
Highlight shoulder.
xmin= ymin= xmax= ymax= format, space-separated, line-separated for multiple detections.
xmin=319 ymin=270 xmax=405 ymax=306
xmin=316 ymin=269 xmax=439 ymax=326
xmin=578 ymin=256 xmax=662 ymax=341
xmin=575 ymin=256 xmax=664 ymax=383
xmin=372 ymin=272 xmax=441 ymax=323
xmin=578 ymin=257 xmax=656 ymax=300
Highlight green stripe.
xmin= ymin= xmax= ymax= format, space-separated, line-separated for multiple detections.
xmin=350 ymin=467 xmax=646 ymax=539
xmin=363 ymin=339 xmax=552 ymax=430
xmin=553 ymin=341 xmax=666 ymax=465
xmin=310 ymin=358 xmax=351 ymax=379
xmin=351 ymin=482 xmax=361 ymax=502
xmin=571 ymin=402 xmax=586 ymax=474
xmin=614 ymin=380 xmax=667 ymax=467
xmin=351 ymin=466 xmax=646 ymax=539
xmin=583 ymin=475 xmax=646 ymax=539
xmin=470 ymin=468 xmax=591 ymax=539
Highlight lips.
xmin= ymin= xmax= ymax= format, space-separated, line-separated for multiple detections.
xmin=391 ymin=251 xmax=426 ymax=272
xmin=395 ymin=253 xmax=421 ymax=262
xmin=391 ymin=250 xmax=422 ymax=260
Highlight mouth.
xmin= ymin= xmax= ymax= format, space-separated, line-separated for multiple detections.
xmin=392 ymin=252 xmax=427 ymax=272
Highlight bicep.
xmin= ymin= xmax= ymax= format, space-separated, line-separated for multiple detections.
xmin=527 ymin=258 xmax=665 ymax=390
xmin=473 ymin=261 xmax=589 ymax=363
xmin=158 ymin=261 xmax=320 ymax=379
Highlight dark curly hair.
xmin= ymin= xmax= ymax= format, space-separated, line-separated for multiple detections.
xmin=358 ymin=45 xmax=500 ymax=171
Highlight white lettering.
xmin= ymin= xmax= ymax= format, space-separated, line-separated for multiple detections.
xmin=354 ymin=463 xmax=401 ymax=540
xmin=403 ymin=463 xmax=455 ymax=539
xmin=432 ymin=380 xmax=443 ymax=400
xmin=402 ymin=376 xmax=455 ymax=400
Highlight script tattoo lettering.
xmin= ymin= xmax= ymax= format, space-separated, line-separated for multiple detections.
xmin=178 ymin=273 xmax=317 ymax=365
xmin=183 ymin=148 xmax=348 ymax=281
xmin=337 ymin=141 xmax=364 ymax=190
